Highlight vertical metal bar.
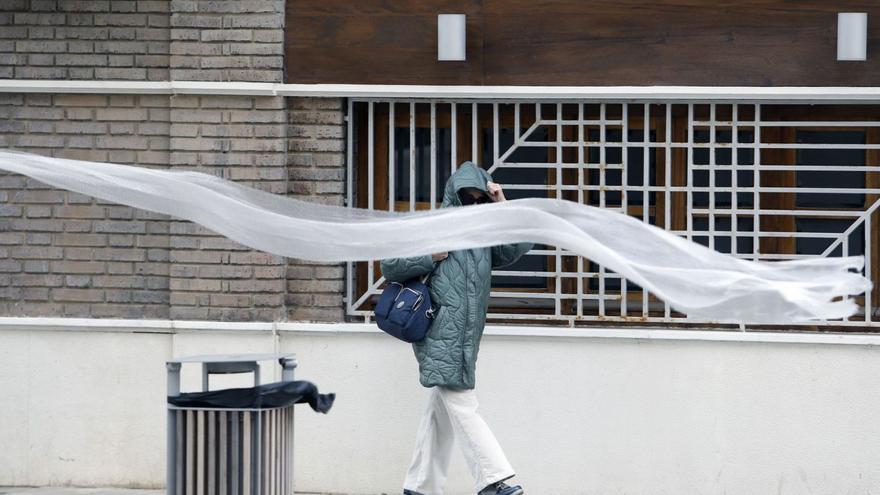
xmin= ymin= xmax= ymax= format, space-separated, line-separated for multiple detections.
xmin=277 ymin=410 xmax=282 ymax=495
xmin=242 ymin=412 xmax=250 ymax=495
xmin=732 ymin=104 xmax=739 ymax=257
xmin=514 ymin=103 xmax=521 ymax=142
xmin=269 ymin=410 xmax=275 ymax=495
xmin=754 ymin=104 xmax=762 ymax=260
xmin=687 ymin=103 xmax=694 ymax=243
xmin=280 ymin=410 xmax=286 ymax=495
xmin=254 ymin=411 xmax=262 ymax=495
xmin=197 ymin=410 xmax=205 ymax=495
xmin=167 ymin=363 xmax=181 ymax=495
xmin=272 ymin=409 xmax=281 ymax=495
xmin=267 ymin=411 xmax=273 ymax=495
xmin=346 ymin=99 xmax=354 ymax=205
xmin=258 ymin=411 xmax=263 ymax=495
xmin=472 ymin=102 xmax=478 ymax=165
xmin=410 ymin=101 xmax=416 ymax=212
xmin=709 ymin=103 xmax=716 ymax=251
xmin=261 ymin=411 xmax=267 ymax=495
xmin=598 ymin=103 xmax=607 ymax=317
xmin=279 ymin=409 xmax=285 ymax=495
xmin=220 ymin=411 xmax=227 ymax=495
xmin=345 ymin=99 xmax=354 ymax=318
xmin=278 ymin=410 xmax=283 ymax=495
xmin=577 ymin=102 xmax=584 ymax=318
xmin=281 ymin=357 xmax=296 ymax=382
xmin=263 ymin=411 xmax=270 ymax=495
xmin=621 ymin=103 xmax=628 ymax=317
xmin=664 ymin=104 xmax=672 ymax=319
xmin=232 ymin=412 xmax=241 ymax=495
xmin=367 ymin=101 xmax=375 ymax=290
xmin=843 ymin=236 xmax=851 ymax=321
xmin=257 ymin=412 xmax=263 ymax=495
xmin=643 ymin=103 xmax=650 ymax=316
xmin=451 ymin=103 xmax=458 ymax=172
xmin=493 ymin=102 xmax=500 ymax=169
xmin=430 ymin=101 xmax=437 ymax=208
xmin=265 ymin=411 xmax=271 ymax=495
xmin=555 ymin=102 xmax=563 ymax=318
xmin=389 ymin=102 xmax=395 ymax=212
xmin=208 ymin=410 xmax=216 ymax=495
xmin=281 ymin=408 xmax=287 ymax=495
xmin=176 ymin=410 xmax=184 ymax=495
xmin=866 ymin=215 xmax=873 ymax=322
xmin=187 ymin=410 xmax=196 ymax=495
xmin=287 ymin=407 xmax=294 ymax=495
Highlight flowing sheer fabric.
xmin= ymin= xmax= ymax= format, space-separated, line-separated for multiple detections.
xmin=0 ymin=150 xmax=871 ymax=324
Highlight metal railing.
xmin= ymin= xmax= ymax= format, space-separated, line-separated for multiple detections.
xmin=346 ymin=100 xmax=880 ymax=328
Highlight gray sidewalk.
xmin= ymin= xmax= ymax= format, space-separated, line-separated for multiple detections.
xmin=0 ymin=489 xmax=333 ymax=495
xmin=0 ymin=489 xmax=163 ymax=495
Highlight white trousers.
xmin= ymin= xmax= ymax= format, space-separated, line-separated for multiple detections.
xmin=403 ymin=386 xmax=515 ymax=495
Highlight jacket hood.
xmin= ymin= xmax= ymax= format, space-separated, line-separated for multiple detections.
xmin=442 ymin=161 xmax=493 ymax=207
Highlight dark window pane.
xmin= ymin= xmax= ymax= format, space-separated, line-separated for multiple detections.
xmin=796 ymin=218 xmax=865 ymax=257
xmin=693 ymin=130 xmax=756 ymax=207
xmin=587 ymin=129 xmax=656 ymax=206
xmin=692 ymin=217 xmax=755 ymax=254
xmin=486 ymin=127 xmax=547 ymax=163
xmin=492 ymin=248 xmax=548 ymax=289
xmin=795 ymin=131 xmax=865 ymax=208
xmin=393 ymin=127 xmax=451 ymax=203
xmin=587 ymin=261 xmax=643 ymax=292
xmin=483 ymin=127 xmax=550 ymax=287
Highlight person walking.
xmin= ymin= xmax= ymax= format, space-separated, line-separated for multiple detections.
xmin=380 ymin=162 xmax=533 ymax=495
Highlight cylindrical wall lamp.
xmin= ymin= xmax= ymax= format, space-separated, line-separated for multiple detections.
xmin=837 ymin=12 xmax=868 ymax=61
xmin=438 ymin=14 xmax=466 ymax=61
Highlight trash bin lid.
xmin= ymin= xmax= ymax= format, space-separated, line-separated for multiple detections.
xmin=167 ymin=352 xmax=295 ymax=364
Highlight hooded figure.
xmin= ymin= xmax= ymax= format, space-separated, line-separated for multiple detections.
xmin=380 ymin=161 xmax=533 ymax=390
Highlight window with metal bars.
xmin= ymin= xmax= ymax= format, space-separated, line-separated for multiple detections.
xmin=347 ymin=100 xmax=880 ymax=330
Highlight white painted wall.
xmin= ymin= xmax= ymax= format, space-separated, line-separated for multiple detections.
xmin=1 ymin=319 xmax=879 ymax=495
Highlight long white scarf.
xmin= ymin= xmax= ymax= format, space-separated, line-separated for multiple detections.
xmin=0 ymin=151 xmax=870 ymax=324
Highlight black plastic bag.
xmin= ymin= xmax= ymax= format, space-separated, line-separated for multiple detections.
xmin=168 ymin=380 xmax=335 ymax=413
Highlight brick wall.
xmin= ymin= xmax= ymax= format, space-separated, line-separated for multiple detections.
xmin=167 ymin=95 xmax=289 ymax=321
xmin=0 ymin=0 xmax=170 ymax=81
xmin=0 ymin=0 xmax=351 ymax=322
xmin=0 ymin=93 xmax=348 ymax=321
xmin=1 ymin=0 xmax=284 ymax=82
xmin=169 ymin=0 xmax=285 ymax=82
xmin=0 ymin=93 xmax=171 ymax=318
xmin=286 ymin=97 xmax=347 ymax=322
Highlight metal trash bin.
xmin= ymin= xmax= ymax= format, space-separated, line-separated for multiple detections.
xmin=166 ymin=353 xmax=298 ymax=495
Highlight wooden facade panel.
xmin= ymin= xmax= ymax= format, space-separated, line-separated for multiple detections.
xmin=483 ymin=8 xmax=872 ymax=86
xmin=480 ymin=0 xmax=879 ymax=14
xmin=285 ymin=10 xmax=483 ymax=84
xmin=286 ymin=0 xmax=880 ymax=86
xmin=287 ymin=0 xmax=482 ymax=16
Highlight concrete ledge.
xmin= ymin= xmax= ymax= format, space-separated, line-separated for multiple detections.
xmin=2 ymin=80 xmax=880 ymax=102
xmin=2 ymin=316 xmax=880 ymax=346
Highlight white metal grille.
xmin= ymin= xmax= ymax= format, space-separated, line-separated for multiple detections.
xmin=346 ymin=100 xmax=880 ymax=328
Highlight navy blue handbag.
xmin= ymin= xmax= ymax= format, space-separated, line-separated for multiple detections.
xmin=375 ymin=262 xmax=439 ymax=343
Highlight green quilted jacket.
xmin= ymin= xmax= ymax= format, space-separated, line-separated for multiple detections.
xmin=379 ymin=162 xmax=533 ymax=389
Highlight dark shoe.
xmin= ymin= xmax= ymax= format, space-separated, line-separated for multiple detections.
xmin=403 ymin=490 xmax=424 ymax=495
xmin=478 ymin=481 xmax=524 ymax=495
